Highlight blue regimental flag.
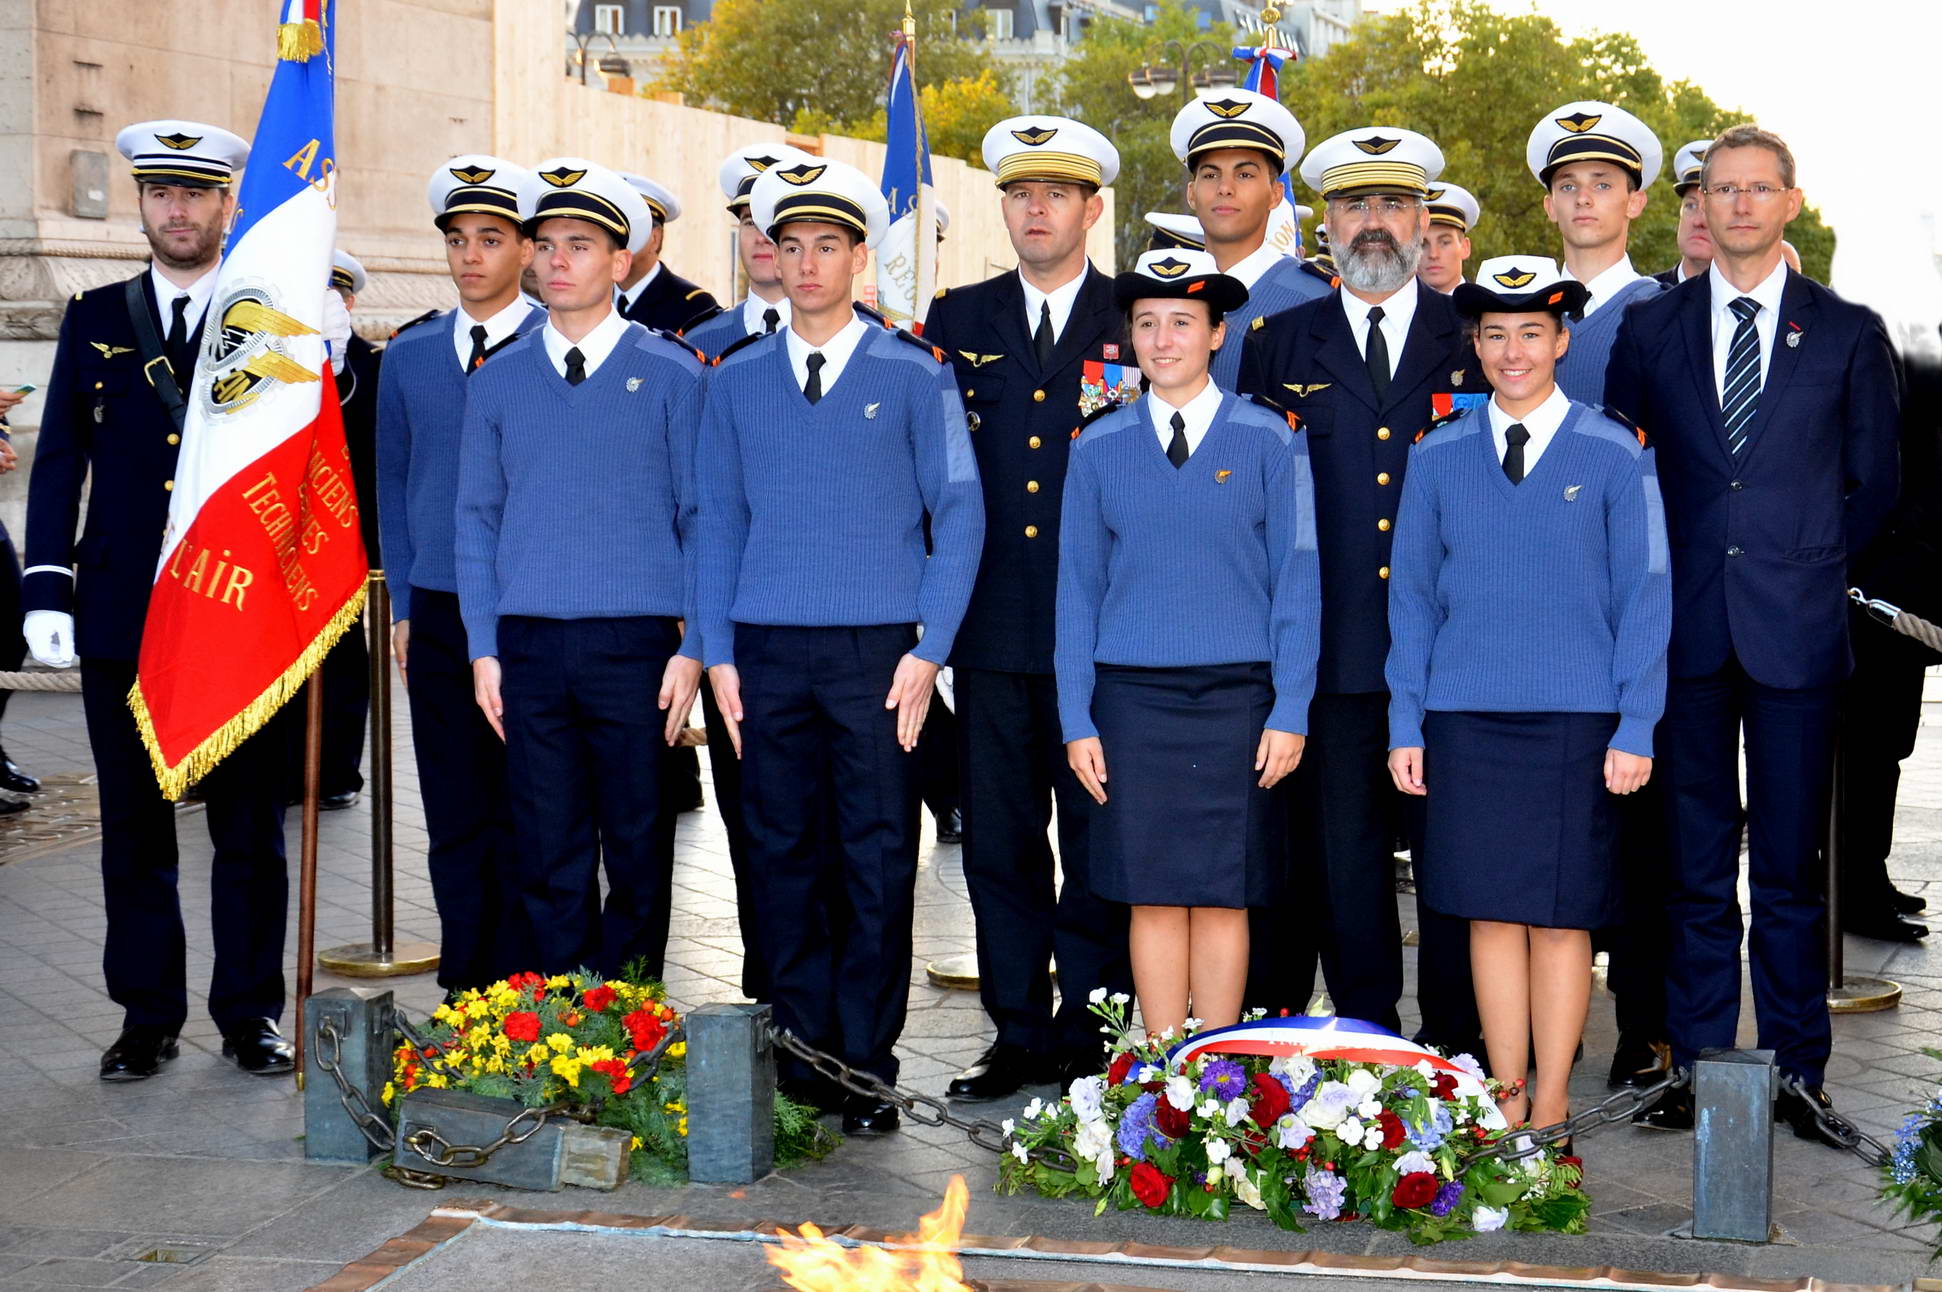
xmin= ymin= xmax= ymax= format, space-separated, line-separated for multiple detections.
xmin=876 ymin=38 xmax=938 ymax=330
xmin=1234 ymin=41 xmax=1304 ymax=257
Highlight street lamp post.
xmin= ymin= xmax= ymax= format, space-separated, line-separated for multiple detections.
xmin=1128 ymin=39 xmax=1238 ymax=100
xmin=571 ymin=29 xmax=619 ymax=85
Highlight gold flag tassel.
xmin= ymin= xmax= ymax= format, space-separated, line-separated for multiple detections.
xmin=277 ymin=18 xmax=324 ymax=62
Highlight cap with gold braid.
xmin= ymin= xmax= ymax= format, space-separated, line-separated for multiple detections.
xmin=328 ymin=249 xmax=367 ymax=296
xmin=1299 ymin=127 xmax=1443 ymax=199
xmin=1451 ymin=254 xmax=1589 ymax=318
xmin=1169 ymin=89 xmax=1304 ymax=175
xmin=1671 ymin=139 xmax=1710 ymax=194
xmin=115 ymin=119 xmax=248 ymax=188
xmin=980 ymin=116 xmax=1120 ymax=188
xmin=519 ymin=157 xmax=653 ymax=255
xmin=749 ymin=155 xmax=891 ymax=248
xmin=1426 ymin=182 xmax=1480 ymax=232
xmin=619 ymin=172 xmax=681 ymax=225
xmin=718 ymin=142 xmax=814 ymax=213
xmin=427 ymin=154 xmax=530 ymax=230
xmin=1526 ymin=100 xmax=1663 ymax=189
xmin=1113 ymin=248 xmax=1248 ymax=313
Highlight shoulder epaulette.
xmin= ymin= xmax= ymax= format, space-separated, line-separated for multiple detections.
xmin=884 ymin=325 xmax=947 ymax=363
xmin=1600 ymin=403 xmax=1649 ymax=448
xmin=1414 ymin=407 xmax=1467 ymax=443
xmin=855 ymin=301 xmax=890 ymax=327
xmin=1247 ymin=391 xmax=1302 ymax=433
xmin=711 ymin=329 xmax=768 ymax=367
xmin=1070 ymin=397 xmax=1128 ymax=440
xmin=683 ymin=287 xmax=710 ymax=301
xmin=389 ymin=308 xmax=441 ymax=341
xmin=676 ymin=304 xmax=724 ymax=337
xmin=642 ymin=325 xmax=706 ymax=364
xmin=475 ymin=330 xmax=525 ymax=368
xmin=1250 ymin=315 xmax=1267 ymax=331
xmin=933 ymin=286 xmax=949 ymax=301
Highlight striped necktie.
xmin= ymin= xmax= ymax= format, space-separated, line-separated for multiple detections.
xmin=1722 ymin=296 xmax=1763 ymax=454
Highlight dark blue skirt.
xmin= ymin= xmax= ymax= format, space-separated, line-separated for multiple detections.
xmin=1089 ymin=662 xmax=1286 ymax=909
xmin=1417 ymin=710 xmax=1621 ymax=930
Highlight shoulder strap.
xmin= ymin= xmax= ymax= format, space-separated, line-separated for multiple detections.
xmin=123 ymin=276 xmax=187 ymax=432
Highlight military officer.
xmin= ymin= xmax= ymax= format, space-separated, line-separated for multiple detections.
xmin=922 ymin=117 xmax=1133 ymax=1102
xmin=1417 ymin=183 xmax=1479 ymax=294
xmin=617 ymin=172 xmax=721 ymax=333
xmin=1170 ymin=89 xmax=1330 ymax=389
xmin=685 ymin=143 xmax=814 ymax=357
xmin=24 ymin=120 xmax=299 ymax=1080
xmin=1237 ymin=127 xmax=1493 ymax=1050
xmin=1656 ymin=140 xmax=1714 ymax=286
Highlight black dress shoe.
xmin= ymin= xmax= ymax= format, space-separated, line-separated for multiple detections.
xmin=841 ymin=1094 xmax=900 ymax=1135
xmin=934 ymin=808 xmax=963 ymax=845
xmin=220 ymin=1018 xmax=295 ymax=1075
xmin=946 ymin=1043 xmax=1047 ymax=1102
xmin=1843 ymin=907 xmax=1928 ymax=942
xmin=1607 ymin=1034 xmax=1670 ymax=1089
xmin=1775 ymin=1082 xmax=1845 ymax=1149
xmin=319 ymin=789 xmax=360 ymax=811
xmin=0 ymin=756 xmax=40 ymax=794
xmin=1633 ymin=1086 xmax=1693 ymax=1131
xmin=1890 ymin=887 xmax=1927 ymax=916
xmin=100 ymin=1026 xmax=180 ymax=1081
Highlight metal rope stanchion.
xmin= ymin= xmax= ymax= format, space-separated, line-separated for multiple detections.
xmin=319 ymin=571 xmax=439 ymax=978
xmin=1825 ymin=589 xmax=1905 ymax=1013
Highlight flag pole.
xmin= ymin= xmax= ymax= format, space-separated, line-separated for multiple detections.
xmin=294 ymin=672 xmax=322 ymax=1090
xmin=904 ymin=0 xmax=930 ymax=319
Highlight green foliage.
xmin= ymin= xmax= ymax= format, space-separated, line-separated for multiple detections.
xmin=802 ymin=68 xmax=1020 ymax=167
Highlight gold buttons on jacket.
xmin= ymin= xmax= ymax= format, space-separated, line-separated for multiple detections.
xmin=1376 ymin=472 xmax=1391 ymax=485
xmin=1028 ymin=436 xmax=1042 ymax=449
xmin=163 ymin=480 xmax=174 ymax=491
xmin=1378 ymin=518 xmax=1392 ymax=532
xmin=1024 ymin=525 xmax=1039 ymax=538
xmin=1026 ymin=481 xmax=1040 ymax=493
xmin=1378 ymin=566 xmax=1390 ymax=579
xmin=965 ymin=388 xmax=975 ymax=399
xmin=1377 ymin=426 xmax=1391 ymax=440
xmin=1033 ymin=389 xmax=1046 ymax=403
xmin=167 ymin=433 xmax=180 ymax=445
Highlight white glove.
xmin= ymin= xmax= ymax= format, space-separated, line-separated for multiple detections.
xmin=24 ymin=610 xmax=75 ymax=669
xmin=322 ymin=291 xmax=353 ymax=363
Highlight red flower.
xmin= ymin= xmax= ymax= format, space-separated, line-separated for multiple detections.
xmin=506 ymin=971 xmax=545 ymax=994
xmin=589 ymin=1056 xmax=632 ymax=1094
xmin=1154 ymin=1099 xmax=1191 ymax=1140
xmin=622 ymin=1007 xmax=668 ymax=1053
xmin=1429 ymin=1071 xmax=1459 ymax=1100
xmin=1377 ymin=1110 xmax=1407 ymax=1150
xmin=1391 ymin=1171 xmax=1439 ymax=1209
xmin=583 ymin=985 xmax=617 ymax=1013
xmin=1129 ymin=1161 xmax=1174 ymax=1208
xmin=1248 ymin=1072 xmax=1290 ymax=1128
xmin=1107 ymin=1052 xmax=1135 ymax=1086
xmin=503 ymin=1011 xmax=542 ymax=1043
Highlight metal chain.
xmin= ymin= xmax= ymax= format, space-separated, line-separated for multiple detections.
xmin=313 ymin=1018 xmax=397 ymax=1152
xmin=390 ymin=1007 xmax=472 ymax=1089
xmin=399 ymin=1101 xmax=574 ymax=1170
xmin=768 ymin=1026 xmax=1076 ymax=1171
xmin=1779 ymin=1074 xmax=1893 ymax=1167
xmin=626 ymin=1022 xmax=683 ymax=1079
xmin=1459 ymin=1067 xmax=1690 ymax=1168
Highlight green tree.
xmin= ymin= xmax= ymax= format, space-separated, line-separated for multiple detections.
xmin=1283 ymin=1 xmax=1834 ymax=279
xmin=798 ymin=68 xmax=1019 ymax=167
xmin=659 ymin=0 xmax=1015 ymax=152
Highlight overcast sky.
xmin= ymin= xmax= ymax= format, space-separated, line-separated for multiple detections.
xmin=1364 ymin=0 xmax=1942 ymax=349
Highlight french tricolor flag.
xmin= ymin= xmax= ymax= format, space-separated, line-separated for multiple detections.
xmin=1167 ymin=1016 xmax=1483 ymax=1091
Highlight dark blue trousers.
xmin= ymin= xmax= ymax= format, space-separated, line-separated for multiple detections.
xmin=737 ymin=623 xmax=919 ymax=1084
xmin=501 ymin=614 xmax=679 ymax=980
xmin=1661 ymin=656 xmax=1836 ymax=1084
xmin=956 ymin=667 xmax=1129 ymax=1059
xmin=83 ymin=657 xmax=290 ymax=1032
xmin=404 ymin=589 xmax=527 ymax=990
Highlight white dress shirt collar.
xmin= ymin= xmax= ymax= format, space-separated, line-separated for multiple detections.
xmin=453 ymin=296 xmax=537 ymax=371
xmin=1223 ymin=241 xmax=1286 ymax=291
xmin=541 ymin=305 xmax=633 ymax=382
xmin=1707 ymin=258 xmax=1789 ymax=394
xmin=785 ymin=311 xmax=872 ymax=396
xmin=618 ymin=260 xmax=663 ymax=312
xmin=741 ymin=293 xmax=790 ymax=337
xmin=1488 ymin=384 xmax=1572 ymax=475
xmin=1338 ymin=280 xmax=1419 ymax=380
xmin=1147 ymin=379 xmax=1225 ymax=458
xmin=149 ymin=263 xmax=219 ymax=336
xmin=1576 ymin=254 xmax=1641 ymax=318
xmin=1019 ymin=265 xmax=1088 ymax=345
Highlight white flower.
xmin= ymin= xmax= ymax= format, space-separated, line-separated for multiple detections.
xmin=1165 ymin=1076 xmax=1197 ymax=1111
xmin=1357 ymin=1098 xmax=1383 ymax=1119
xmin=1302 ymin=1082 xmax=1352 ymax=1129
xmin=1094 ymin=1149 xmax=1116 ymax=1184
xmin=1224 ymin=1155 xmax=1247 ymax=1181
xmin=1022 ymin=1097 xmax=1044 ymax=1121
xmin=1414 ymin=1059 xmax=1436 ymax=1078
xmin=1011 ymin=1142 xmax=1030 ymax=1162
xmin=1450 ymin=1051 xmax=1487 ymax=1083
xmin=1393 ymin=1150 xmax=1437 ymax=1177
xmin=1110 ymin=992 xmax=1131 ymax=1006
xmin=1002 ymin=1118 xmax=1016 ymax=1135
xmin=1224 ymin=1096 xmax=1251 ymax=1127
xmin=1346 ymin=1068 xmax=1382 ymax=1097
xmin=1137 ymin=1064 xmax=1162 ymax=1083
xmin=1473 ymin=1205 xmax=1509 ymax=1233
xmin=1199 ymin=1098 xmax=1223 ymax=1118
xmin=1363 ymin=1127 xmax=1385 ymax=1151
xmin=1088 ymin=987 xmax=1108 ymax=1004
xmin=1275 ymin=1114 xmax=1314 ymax=1150
xmin=1233 ymin=1169 xmax=1266 ymax=1210
xmin=1339 ymin=1116 xmax=1364 ymax=1143
xmin=1184 ymin=1017 xmax=1203 ymax=1032
xmin=1282 ymin=1055 xmax=1318 ymax=1088
xmin=1068 ymin=1076 xmax=1106 ymax=1125
xmin=1073 ymin=1120 xmax=1111 ymax=1164
xmin=1205 ymin=1137 xmax=1232 ymax=1165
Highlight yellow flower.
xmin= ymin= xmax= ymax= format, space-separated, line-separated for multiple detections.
xmin=432 ymin=1003 xmax=462 ymax=1026
xmin=547 ymin=1033 xmax=574 ymax=1054
xmin=381 ymin=1081 xmax=396 ymax=1106
xmin=630 ymin=1135 xmax=643 ymax=1151
xmin=550 ymin=1054 xmax=584 ymax=1088
xmin=575 ymin=1044 xmax=616 ymax=1064
xmin=667 ymin=1041 xmax=687 ymax=1060
xmin=678 ymin=1116 xmax=688 ymax=1137
xmin=663 ymin=1100 xmax=686 ymax=1115
xmin=524 ymin=1043 xmax=550 ymax=1065
xmin=546 ymin=974 xmax=571 ymax=990
xmin=424 ymin=1073 xmax=449 ymax=1089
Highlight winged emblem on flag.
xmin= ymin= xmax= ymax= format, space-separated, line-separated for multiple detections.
xmin=203 ymin=290 xmax=320 ymax=415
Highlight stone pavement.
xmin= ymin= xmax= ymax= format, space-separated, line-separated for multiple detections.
xmin=1 ymin=681 xmax=1941 ymax=1289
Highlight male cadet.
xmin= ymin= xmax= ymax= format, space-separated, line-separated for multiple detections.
xmin=457 ymin=160 xmax=705 ymax=980
xmin=25 ymin=120 xmax=298 ymax=1080
xmin=1171 ymin=89 xmax=1328 ymax=389
xmin=1611 ymin=126 xmax=1899 ymax=1144
xmin=1656 ymin=141 xmax=1714 ymax=286
xmin=1417 ymin=183 xmax=1479 ymax=293
xmin=699 ymin=157 xmax=983 ymax=1133
xmin=1237 ymin=127 xmax=1492 ymax=1048
xmin=376 ymin=155 xmax=543 ymax=993
xmin=921 ymin=117 xmax=1131 ymax=1102
xmin=617 ymin=172 xmax=721 ymax=332
xmin=685 ymin=143 xmax=813 ymax=357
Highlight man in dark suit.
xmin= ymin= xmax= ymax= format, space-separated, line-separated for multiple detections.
xmin=1654 ymin=141 xmax=1715 ymax=288
xmin=618 ymin=172 xmax=720 ymax=333
xmin=1610 ymin=126 xmax=1900 ymax=1143
xmin=925 ymin=116 xmax=1133 ymax=1100
xmin=1238 ymin=126 xmax=1492 ymax=1048
xmin=24 ymin=119 xmax=297 ymax=1081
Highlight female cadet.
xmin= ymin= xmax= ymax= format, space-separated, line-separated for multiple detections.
xmin=1056 ymin=249 xmax=1321 ymax=1039
xmin=1384 ymin=256 xmax=1671 ymax=1137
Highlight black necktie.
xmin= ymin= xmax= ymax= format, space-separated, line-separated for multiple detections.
xmin=1364 ymin=304 xmax=1391 ymax=404
xmin=1722 ymin=296 xmax=1763 ymax=454
xmin=564 ymin=346 xmax=587 ymax=386
xmin=804 ymin=352 xmax=826 ymax=404
xmin=762 ymin=307 xmax=780 ymax=334
xmin=1503 ymin=423 xmax=1530 ymax=484
xmin=466 ymin=324 xmax=488 ymax=372
xmin=1166 ymin=411 xmax=1190 ymax=469
xmin=165 ymin=294 xmax=191 ymax=393
xmin=1034 ymin=300 xmax=1055 ymax=367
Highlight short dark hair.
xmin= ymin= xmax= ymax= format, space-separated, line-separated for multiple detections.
xmin=775 ymin=221 xmax=862 ymax=249
xmin=1703 ymin=125 xmax=1796 ymax=189
xmin=1123 ymin=299 xmax=1225 ymax=331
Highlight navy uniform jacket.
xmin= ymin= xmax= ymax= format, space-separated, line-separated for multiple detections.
xmin=1236 ymin=280 xmax=1492 ymax=695
xmin=25 ymin=272 xmax=205 ymax=661
xmin=683 ymin=301 xmax=769 ymax=359
xmin=336 ymin=332 xmax=383 ymax=564
xmin=924 ymin=266 xmax=1130 ymax=673
xmin=1603 ymin=270 xmax=1900 ymax=690
xmin=622 ymin=264 xmax=719 ymax=334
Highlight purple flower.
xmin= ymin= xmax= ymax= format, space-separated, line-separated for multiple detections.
xmin=1406 ymin=1101 xmax=1453 ymax=1151
xmin=1115 ymin=1091 xmax=1166 ymax=1160
xmin=1199 ymin=1059 xmax=1247 ymax=1099
xmin=1302 ymin=1166 xmax=1347 ymax=1220
xmin=1278 ymin=1070 xmax=1322 ymax=1111
xmin=1429 ymin=1180 xmax=1464 ymax=1218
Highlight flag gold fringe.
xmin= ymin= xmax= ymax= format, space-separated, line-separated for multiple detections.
xmin=277 ymin=18 xmax=324 ymax=62
xmin=128 ymin=585 xmax=367 ymax=802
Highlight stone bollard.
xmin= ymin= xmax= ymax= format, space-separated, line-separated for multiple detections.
xmin=686 ymin=1002 xmax=776 ymax=1184
xmin=1691 ymin=1048 xmax=1777 ymax=1242
xmin=303 ymin=986 xmax=395 ymax=1164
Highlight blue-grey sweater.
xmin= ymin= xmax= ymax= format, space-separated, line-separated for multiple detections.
xmin=1213 ymin=256 xmax=1331 ymax=391
xmin=1555 ymin=276 xmax=1666 ymax=404
xmin=695 ymin=322 xmax=985 ymax=668
xmin=1384 ymin=399 xmax=1672 ymax=757
xmin=453 ymin=323 xmax=706 ymax=660
xmin=1055 ymin=392 xmax=1322 ymax=742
